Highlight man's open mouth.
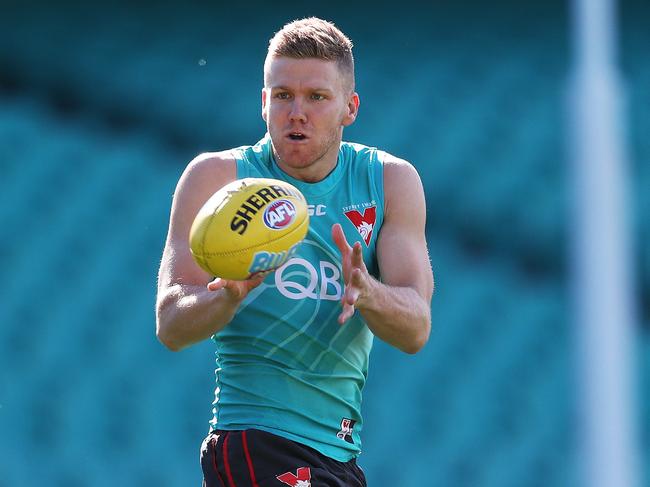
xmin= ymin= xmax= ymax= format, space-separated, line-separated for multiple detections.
xmin=288 ymin=132 xmax=307 ymax=141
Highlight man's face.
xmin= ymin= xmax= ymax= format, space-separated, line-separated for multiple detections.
xmin=262 ymin=56 xmax=359 ymax=181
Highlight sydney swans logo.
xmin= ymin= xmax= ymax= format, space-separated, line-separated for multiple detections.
xmin=344 ymin=206 xmax=377 ymax=246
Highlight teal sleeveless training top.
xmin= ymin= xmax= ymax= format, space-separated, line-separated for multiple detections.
xmin=210 ymin=133 xmax=386 ymax=461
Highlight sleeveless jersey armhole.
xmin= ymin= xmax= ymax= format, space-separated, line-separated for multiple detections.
xmin=371 ymin=149 xmax=386 ymax=220
xmin=367 ymin=148 xmax=386 ymax=281
xmin=234 ymin=148 xmax=250 ymax=179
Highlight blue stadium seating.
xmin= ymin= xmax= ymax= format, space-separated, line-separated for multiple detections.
xmin=0 ymin=1 xmax=647 ymax=486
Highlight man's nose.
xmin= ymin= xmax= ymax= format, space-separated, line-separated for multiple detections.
xmin=288 ymin=100 xmax=307 ymax=123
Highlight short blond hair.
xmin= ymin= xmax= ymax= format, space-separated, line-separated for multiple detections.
xmin=265 ymin=17 xmax=355 ymax=90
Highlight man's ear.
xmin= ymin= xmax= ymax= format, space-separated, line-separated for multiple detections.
xmin=342 ymin=92 xmax=360 ymax=127
xmin=261 ymin=88 xmax=268 ymax=122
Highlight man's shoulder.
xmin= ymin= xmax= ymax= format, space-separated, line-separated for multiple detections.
xmin=341 ymin=141 xmax=419 ymax=177
xmin=177 ymin=150 xmax=238 ymax=195
xmin=340 ymin=140 xmax=378 ymax=156
xmin=382 ymin=153 xmax=415 ymax=170
xmin=383 ymin=154 xmax=420 ymax=187
xmin=341 ymin=144 xmax=420 ymax=196
xmin=341 ymin=139 xmax=373 ymax=149
xmin=341 ymin=141 xmax=411 ymax=166
xmin=188 ymin=150 xmax=237 ymax=171
xmin=188 ymin=134 xmax=269 ymax=170
xmin=382 ymin=155 xmax=424 ymax=213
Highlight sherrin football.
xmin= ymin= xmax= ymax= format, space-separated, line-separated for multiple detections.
xmin=189 ymin=178 xmax=309 ymax=280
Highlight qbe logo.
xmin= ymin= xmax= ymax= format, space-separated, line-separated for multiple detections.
xmin=263 ymin=199 xmax=296 ymax=229
xmin=275 ymin=258 xmax=342 ymax=301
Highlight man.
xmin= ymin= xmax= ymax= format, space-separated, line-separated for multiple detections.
xmin=156 ymin=17 xmax=433 ymax=487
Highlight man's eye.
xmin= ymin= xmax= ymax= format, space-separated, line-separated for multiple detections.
xmin=275 ymin=92 xmax=291 ymax=99
xmin=311 ymin=94 xmax=325 ymax=101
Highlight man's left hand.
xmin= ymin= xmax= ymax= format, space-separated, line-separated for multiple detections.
xmin=332 ymin=223 xmax=372 ymax=324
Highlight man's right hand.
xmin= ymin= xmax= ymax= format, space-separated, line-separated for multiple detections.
xmin=207 ymin=274 xmax=266 ymax=301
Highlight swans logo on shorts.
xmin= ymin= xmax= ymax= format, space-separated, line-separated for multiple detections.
xmin=337 ymin=418 xmax=356 ymax=444
xmin=276 ymin=467 xmax=311 ymax=487
xmin=344 ymin=206 xmax=376 ymax=246
xmin=263 ymin=199 xmax=297 ymax=230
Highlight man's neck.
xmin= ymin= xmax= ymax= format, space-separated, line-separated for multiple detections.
xmin=273 ymin=149 xmax=340 ymax=183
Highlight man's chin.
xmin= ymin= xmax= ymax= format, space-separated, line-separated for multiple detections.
xmin=279 ymin=158 xmax=314 ymax=171
xmin=276 ymin=149 xmax=315 ymax=169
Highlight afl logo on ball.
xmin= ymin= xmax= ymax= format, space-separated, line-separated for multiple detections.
xmin=263 ymin=199 xmax=297 ymax=230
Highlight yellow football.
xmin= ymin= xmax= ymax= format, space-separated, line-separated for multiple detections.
xmin=189 ymin=177 xmax=309 ymax=280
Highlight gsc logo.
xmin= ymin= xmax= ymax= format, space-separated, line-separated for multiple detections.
xmin=307 ymin=204 xmax=326 ymax=216
xmin=274 ymin=258 xmax=342 ymax=301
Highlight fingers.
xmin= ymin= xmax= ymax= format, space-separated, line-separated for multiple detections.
xmin=331 ymin=223 xmax=351 ymax=255
xmin=345 ymin=286 xmax=361 ymax=306
xmin=343 ymin=267 xmax=361 ymax=302
xmin=338 ymin=303 xmax=355 ymax=324
xmin=351 ymin=241 xmax=366 ymax=271
xmin=246 ymin=274 xmax=266 ymax=290
xmin=339 ymin=269 xmax=363 ymax=324
xmin=207 ymin=277 xmax=227 ymax=292
xmin=207 ymin=274 xmax=265 ymax=300
xmin=207 ymin=278 xmax=245 ymax=300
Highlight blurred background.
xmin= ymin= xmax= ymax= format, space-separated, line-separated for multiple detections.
xmin=0 ymin=0 xmax=648 ymax=486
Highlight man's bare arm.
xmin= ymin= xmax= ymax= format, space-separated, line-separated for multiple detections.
xmin=155 ymin=152 xmax=263 ymax=351
xmin=333 ymin=157 xmax=433 ymax=354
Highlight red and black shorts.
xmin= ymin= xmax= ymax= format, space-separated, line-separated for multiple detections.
xmin=200 ymin=429 xmax=367 ymax=487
